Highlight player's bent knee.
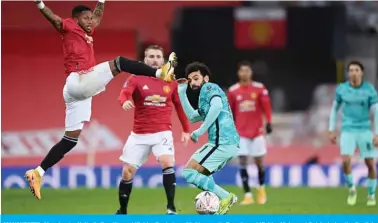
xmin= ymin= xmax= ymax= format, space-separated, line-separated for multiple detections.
xmin=342 ymin=155 xmax=352 ymax=163
xmin=238 ymin=156 xmax=248 ymax=166
xmin=158 ymin=155 xmax=174 ymax=169
xmin=181 ymin=168 xmax=197 ymax=184
xmin=122 ymin=164 xmax=136 ymax=181
xmin=365 ymin=159 xmax=376 ymax=171
xmin=65 ymin=130 xmax=82 ymax=138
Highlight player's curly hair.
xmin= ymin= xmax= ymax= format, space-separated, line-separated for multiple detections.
xmin=347 ymin=60 xmax=364 ymax=71
xmin=72 ymin=5 xmax=92 ymax=18
xmin=185 ymin=62 xmax=212 ymax=78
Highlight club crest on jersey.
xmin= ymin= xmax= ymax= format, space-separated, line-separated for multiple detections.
xmin=236 ymin=95 xmax=242 ymax=101
xmin=251 ymin=92 xmax=257 ymax=99
xmin=163 ymin=86 xmax=171 ymax=94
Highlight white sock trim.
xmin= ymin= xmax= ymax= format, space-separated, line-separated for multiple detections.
xmin=37 ymin=1 xmax=45 ymax=9
xmin=36 ymin=166 xmax=45 ymax=177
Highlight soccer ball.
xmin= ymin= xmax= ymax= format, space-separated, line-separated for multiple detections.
xmin=194 ymin=191 xmax=220 ymax=214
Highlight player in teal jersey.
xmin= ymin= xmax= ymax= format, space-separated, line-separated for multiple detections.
xmin=177 ymin=62 xmax=240 ymax=214
xmin=328 ymin=61 xmax=378 ymax=206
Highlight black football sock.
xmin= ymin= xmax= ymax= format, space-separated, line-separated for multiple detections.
xmin=118 ymin=179 xmax=133 ymax=214
xmin=114 ymin=56 xmax=157 ymax=77
xmin=162 ymin=167 xmax=176 ymax=211
xmin=40 ymin=135 xmax=78 ymax=171
xmin=258 ymin=166 xmax=265 ymax=186
xmin=240 ymin=168 xmax=251 ymax=193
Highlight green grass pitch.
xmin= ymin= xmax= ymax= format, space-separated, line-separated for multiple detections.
xmin=2 ymin=187 xmax=376 ymax=214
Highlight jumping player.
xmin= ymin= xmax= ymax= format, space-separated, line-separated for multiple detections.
xmin=25 ymin=0 xmax=177 ymax=200
xmin=116 ymin=45 xmax=190 ymax=215
xmin=177 ymin=62 xmax=240 ymax=215
xmin=328 ymin=61 xmax=378 ymax=206
xmin=227 ymin=61 xmax=272 ymax=205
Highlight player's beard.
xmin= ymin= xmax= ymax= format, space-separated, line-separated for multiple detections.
xmin=186 ymin=84 xmax=201 ymax=109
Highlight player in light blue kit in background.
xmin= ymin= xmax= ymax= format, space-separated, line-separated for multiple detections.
xmin=177 ymin=62 xmax=240 ymax=214
xmin=328 ymin=61 xmax=378 ymax=206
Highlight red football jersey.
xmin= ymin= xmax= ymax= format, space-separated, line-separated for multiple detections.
xmin=227 ymin=82 xmax=272 ymax=139
xmin=60 ymin=18 xmax=96 ymax=75
xmin=118 ymin=75 xmax=190 ymax=134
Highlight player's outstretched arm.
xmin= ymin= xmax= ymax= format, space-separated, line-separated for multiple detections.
xmin=177 ymin=83 xmax=203 ymax=123
xmin=35 ymin=0 xmax=63 ymax=32
xmin=191 ymin=97 xmax=222 ymax=141
xmin=172 ymin=87 xmax=191 ymax=133
xmin=92 ymin=0 xmax=105 ymax=28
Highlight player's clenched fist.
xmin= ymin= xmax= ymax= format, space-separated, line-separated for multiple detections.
xmin=328 ymin=131 xmax=337 ymax=144
xmin=122 ymin=100 xmax=134 ymax=111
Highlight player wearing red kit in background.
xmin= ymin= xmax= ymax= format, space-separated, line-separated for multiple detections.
xmin=227 ymin=61 xmax=273 ymax=205
xmin=25 ymin=0 xmax=178 ymax=200
xmin=116 ymin=45 xmax=190 ymax=215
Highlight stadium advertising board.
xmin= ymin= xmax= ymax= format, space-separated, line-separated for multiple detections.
xmin=2 ymin=164 xmax=376 ymax=189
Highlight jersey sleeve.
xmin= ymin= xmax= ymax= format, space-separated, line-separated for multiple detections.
xmin=334 ymin=85 xmax=342 ymax=104
xmin=118 ymin=75 xmax=137 ymax=105
xmin=259 ymin=87 xmax=272 ymax=123
xmin=204 ymin=84 xmax=222 ymax=102
xmin=369 ymin=85 xmax=378 ymax=107
xmin=172 ymin=83 xmax=190 ymax=133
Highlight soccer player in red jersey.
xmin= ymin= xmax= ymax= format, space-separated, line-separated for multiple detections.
xmin=116 ymin=45 xmax=191 ymax=215
xmin=227 ymin=61 xmax=273 ymax=205
xmin=25 ymin=0 xmax=177 ymax=200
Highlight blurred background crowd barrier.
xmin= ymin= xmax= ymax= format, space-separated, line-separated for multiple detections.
xmin=2 ymin=1 xmax=378 ymax=189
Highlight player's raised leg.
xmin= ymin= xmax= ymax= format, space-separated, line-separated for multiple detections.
xmin=75 ymin=53 xmax=177 ymax=99
xmin=339 ymin=132 xmax=357 ymax=205
xmin=112 ymin=52 xmax=176 ymax=82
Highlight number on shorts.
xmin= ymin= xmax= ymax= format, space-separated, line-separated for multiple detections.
xmin=162 ymin=138 xmax=169 ymax=146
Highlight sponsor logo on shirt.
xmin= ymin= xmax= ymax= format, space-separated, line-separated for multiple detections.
xmin=144 ymin=95 xmax=167 ymax=107
xmin=239 ymin=100 xmax=256 ymax=112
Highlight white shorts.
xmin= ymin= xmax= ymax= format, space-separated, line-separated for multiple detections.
xmin=63 ymin=62 xmax=113 ymax=131
xmin=237 ymin=136 xmax=267 ymax=157
xmin=119 ymin=131 xmax=175 ymax=168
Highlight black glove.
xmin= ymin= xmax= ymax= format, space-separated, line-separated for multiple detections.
xmin=265 ymin=123 xmax=272 ymax=134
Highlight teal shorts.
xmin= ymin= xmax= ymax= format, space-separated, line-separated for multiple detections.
xmin=340 ymin=131 xmax=378 ymax=158
xmin=191 ymin=143 xmax=239 ymax=173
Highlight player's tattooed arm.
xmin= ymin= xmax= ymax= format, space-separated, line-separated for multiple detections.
xmin=35 ymin=1 xmax=63 ymax=32
xmin=92 ymin=2 xmax=104 ymax=28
